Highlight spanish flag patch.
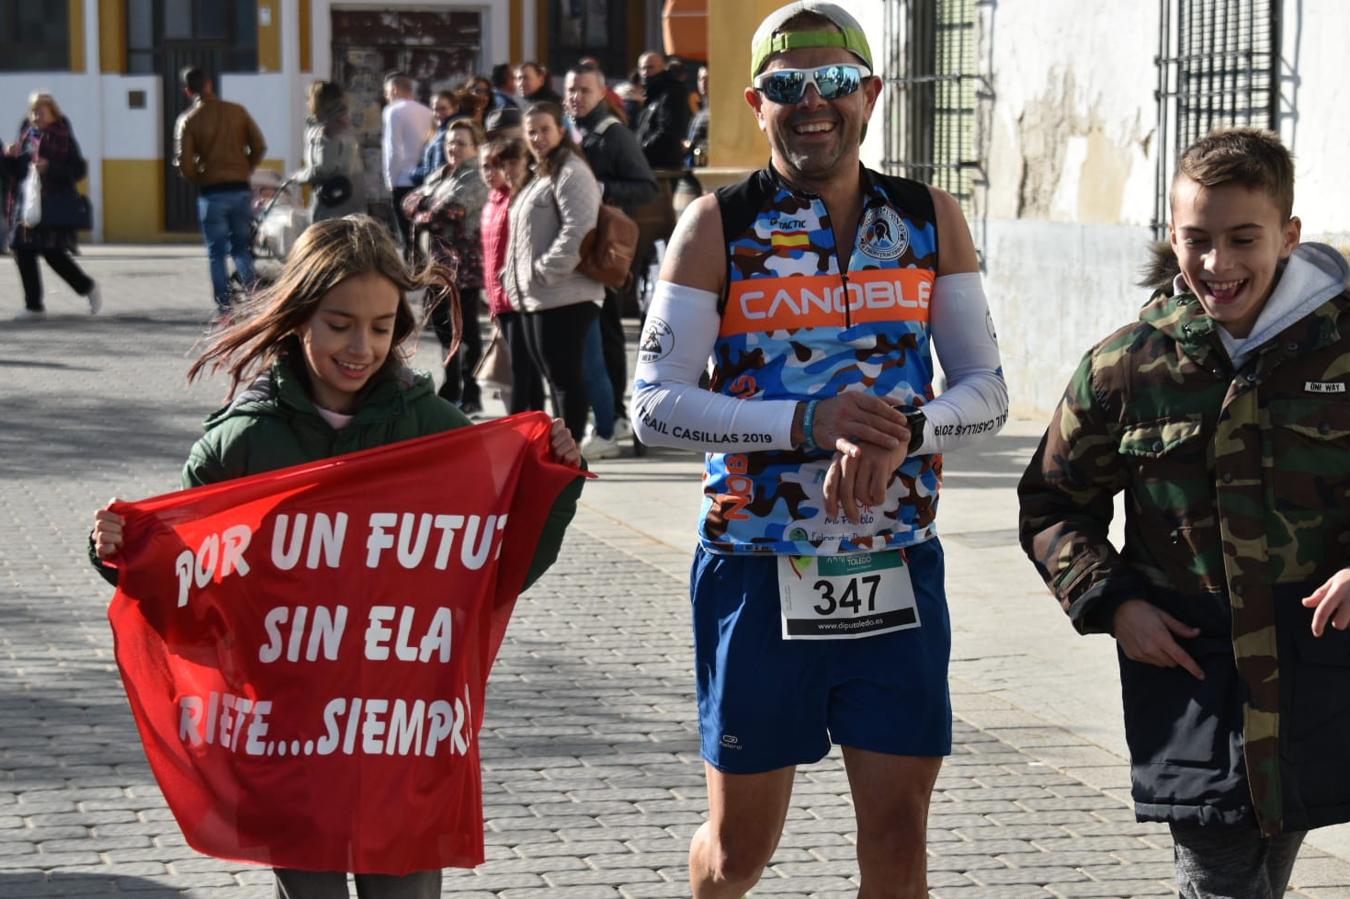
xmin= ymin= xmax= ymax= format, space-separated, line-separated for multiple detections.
xmin=772 ymin=231 xmax=811 ymax=250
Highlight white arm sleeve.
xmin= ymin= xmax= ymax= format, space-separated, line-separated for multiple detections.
xmin=921 ymin=272 xmax=1009 ymax=454
xmin=630 ymin=280 xmax=799 ymax=453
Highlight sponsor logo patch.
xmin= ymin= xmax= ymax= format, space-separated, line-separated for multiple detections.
xmin=720 ymin=270 xmax=933 ymax=336
xmin=638 ymin=316 xmax=675 ymax=364
xmin=858 ymin=206 xmax=909 ymax=261
xmin=1305 ymin=381 xmax=1347 ymax=394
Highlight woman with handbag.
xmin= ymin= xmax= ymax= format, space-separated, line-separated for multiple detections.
xmin=294 ymin=81 xmax=366 ymax=223
xmin=2 ymin=92 xmax=99 ymax=320
xmin=502 ymin=102 xmax=602 ymax=443
xmin=403 ymin=119 xmax=489 ymax=412
xmin=479 ymin=136 xmax=543 ymax=415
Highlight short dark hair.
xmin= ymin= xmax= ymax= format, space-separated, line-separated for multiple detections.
xmin=1173 ymin=127 xmax=1295 ymax=220
xmin=490 ymin=63 xmax=514 ymax=89
xmin=566 ymin=62 xmax=605 ymax=86
xmin=384 ymin=72 xmax=414 ymax=94
xmin=519 ymin=61 xmax=545 ymax=77
xmin=482 ymin=136 xmax=527 ymax=169
xmin=181 ymin=66 xmax=208 ymax=95
xmin=485 ymin=106 xmax=522 ymax=134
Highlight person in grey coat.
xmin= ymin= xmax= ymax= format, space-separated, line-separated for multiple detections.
xmin=294 ymin=81 xmax=366 ymax=222
xmin=503 ymin=101 xmax=602 ymax=443
xmin=403 ymin=120 xmax=490 ymax=411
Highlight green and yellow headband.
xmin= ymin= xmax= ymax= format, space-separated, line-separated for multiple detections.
xmin=750 ymin=28 xmax=874 ymax=79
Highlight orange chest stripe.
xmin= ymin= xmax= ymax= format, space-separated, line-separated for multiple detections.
xmin=721 ymin=269 xmax=934 ymax=336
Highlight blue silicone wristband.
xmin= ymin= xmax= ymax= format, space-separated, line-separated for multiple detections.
xmin=802 ymin=399 xmax=820 ymax=451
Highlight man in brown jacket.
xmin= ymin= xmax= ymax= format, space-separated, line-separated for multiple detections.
xmin=174 ymin=66 xmax=267 ymax=316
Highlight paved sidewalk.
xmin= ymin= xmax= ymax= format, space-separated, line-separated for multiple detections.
xmin=2 ymin=247 xmax=1350 ymax=897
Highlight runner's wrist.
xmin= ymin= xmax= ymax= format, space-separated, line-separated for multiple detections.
xmin=792 ymin=400 xmax=821 ymax=452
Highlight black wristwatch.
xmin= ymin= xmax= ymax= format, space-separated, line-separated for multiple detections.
xmin=903 ymin=409 xmax=926 ymax=455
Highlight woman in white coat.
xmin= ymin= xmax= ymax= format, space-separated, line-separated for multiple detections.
xmin=502 ymin=102 xmax=602 ymax=442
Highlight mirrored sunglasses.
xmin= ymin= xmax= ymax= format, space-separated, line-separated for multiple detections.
xmin=753 ymin=64 xmax=867 ymax=105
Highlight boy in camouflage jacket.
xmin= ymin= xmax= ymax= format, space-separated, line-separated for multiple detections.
xmin=1018 ymin=128 xmax=1350 ymax=897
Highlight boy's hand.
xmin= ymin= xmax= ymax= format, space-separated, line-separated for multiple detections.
xmin=822 ymin=443 xmax=905 ymax=523
xmin=1112 ymin=599 xmax=1205 ymax=680
xmin=549 ymin=418 xmax=582 ymax=468
xmin=93 ymin=499 xmax=126 ymax=560
xmin=1302 ymin=568 xmax=1350 ymax=637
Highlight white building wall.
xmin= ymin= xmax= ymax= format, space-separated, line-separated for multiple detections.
xmin=0 ymin=72 xmax=107 ymax=239
xmin=1278 ymin=0 xmax=1350 ymax=242
xmin=846 ymin=2 xmax=1350 ymax=415
xmin=0 ymin=0 xmax=520 ymax=237
xmin=980 ymin=1 xmax=1162 ymax=416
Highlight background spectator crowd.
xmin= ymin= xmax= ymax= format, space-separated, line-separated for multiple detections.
xmin=1 ymin=52 xmax=711 ymax=464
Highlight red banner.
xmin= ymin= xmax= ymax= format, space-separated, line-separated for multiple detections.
xmin=106 ymin=413 xmax=584 ymax=875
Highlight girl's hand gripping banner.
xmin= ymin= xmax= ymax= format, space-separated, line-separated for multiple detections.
xmin=105 ymin=413 xmax=584 ymax=875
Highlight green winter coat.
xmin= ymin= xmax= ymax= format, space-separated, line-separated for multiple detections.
xmin=1018 ymin=248 xmax=1350 ymax=836
xmin=99 ymin=359 xmax=582 ymax=591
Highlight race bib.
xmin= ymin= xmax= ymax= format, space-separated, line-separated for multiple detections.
xmin=777 ymin=550 xmax=920 ymax=640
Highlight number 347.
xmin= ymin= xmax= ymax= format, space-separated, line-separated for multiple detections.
xmin=813 ymin=575 xmax=881 ymax=616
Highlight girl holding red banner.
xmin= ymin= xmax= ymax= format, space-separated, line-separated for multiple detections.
xmin=91 ymin=213 xmax=583 ymax=898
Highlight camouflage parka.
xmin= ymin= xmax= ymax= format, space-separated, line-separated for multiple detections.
xmin=1018 ymin=243 xmax=1350 ymax=835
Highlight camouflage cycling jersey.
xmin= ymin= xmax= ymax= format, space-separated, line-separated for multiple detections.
xmin=1019 ymin=281 xmax=1350 ymax=835
xmin=702 ymin=166 xmax=940 ymax=556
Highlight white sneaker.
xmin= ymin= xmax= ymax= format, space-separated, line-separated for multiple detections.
xmin=580 ymin=433 xmax=622 ymax=461
xmin=612 ymin=416 xmax=634 ymax=443
xmin=13 ymin=308 xmax=47 ymax=321
xmin=85 ymin=283 xmax=102 ymax=314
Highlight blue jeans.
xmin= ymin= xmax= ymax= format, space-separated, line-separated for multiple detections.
xmin=197 ymin=189 xmax=257 ymax=309
xmin=583 ymin=317 xmax=615 ymax=439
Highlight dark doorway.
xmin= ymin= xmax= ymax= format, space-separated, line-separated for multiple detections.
xmin=125 ymin=0 xmax=258 ymax=232
xmin=550 ymin=0 xmax=630 ymax=85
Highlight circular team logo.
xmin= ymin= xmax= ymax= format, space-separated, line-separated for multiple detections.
xmin=638 ymin=316 xmax=675 ymax=364
xmin=858 ymin=207 xmax=909 ymax=261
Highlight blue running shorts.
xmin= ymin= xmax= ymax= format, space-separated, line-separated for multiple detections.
xmin=690 ymin=538 xmax=952 ymax=773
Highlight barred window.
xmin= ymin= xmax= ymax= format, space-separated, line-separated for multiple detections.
xmin=126 ymin=0 xmax=259 ymax=75
xmin=0 ymin=0 xmax=69 ymax=72
xmin=882 ymin=0 xmax=982 ymax=217
xmin=1153 ymin=0 xmax=1280 ymax=236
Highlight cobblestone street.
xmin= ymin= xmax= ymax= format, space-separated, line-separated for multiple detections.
xmin=3 ymin=247 xmax=1350 ymax=897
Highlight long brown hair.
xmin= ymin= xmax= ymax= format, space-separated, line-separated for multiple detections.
xmin=188 ymin=215 xmax=458 ymax=398
xmin=522 ymin=101 xmax=586 ymax=181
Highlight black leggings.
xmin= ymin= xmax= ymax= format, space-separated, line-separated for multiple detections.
xmin=600 ymin=285 xmax=629 ymax=419
xmin=430 ymin=287 xmax=483 ymax=405
xmin=522 ymin=302 xmax=599 ymax=443
xmin=14 ymin=248 xmax=93 ymax=311
xmin=498 ymin=310 xmax=545 ymax=415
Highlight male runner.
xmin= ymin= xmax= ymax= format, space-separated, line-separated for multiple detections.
xmin=630 ymin=3 xmax=1008 ymax=896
